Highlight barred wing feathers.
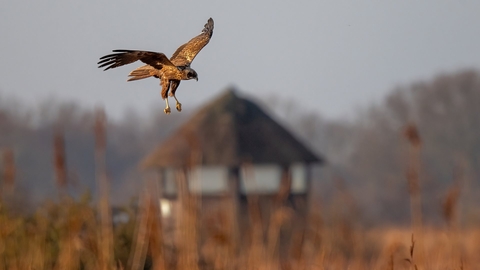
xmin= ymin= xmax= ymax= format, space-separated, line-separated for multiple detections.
xmin=170 ymin=18 xmax=214 ymax=67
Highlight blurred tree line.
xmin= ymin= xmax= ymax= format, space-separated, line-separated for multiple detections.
xmin=1 ymin=69 xmax=479 ymax=225
xmin=266 ymin=69 xmax=480 ymax=226
xmin=0 ymin=96 xmax=187 ymax=207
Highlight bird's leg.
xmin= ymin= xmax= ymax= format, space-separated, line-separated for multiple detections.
xmin=161 ymin=79 xmax=171 ymax=114
xmin=173 ymin=95 xmax=182 ymax=112
xmin=164 ymin=98 xmax=171 ymax=114
xmin=168 ymin=80 xmax=182 ymax=112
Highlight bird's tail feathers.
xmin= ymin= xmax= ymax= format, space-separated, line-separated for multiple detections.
xmin=127 ymin=65 xmax=156 ymax=81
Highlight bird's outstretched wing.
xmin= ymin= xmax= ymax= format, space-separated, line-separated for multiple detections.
xmin=98 ymin=50 xmax=175 ymax=71
xmin=170 ymin=18 xmax=214 ymax=67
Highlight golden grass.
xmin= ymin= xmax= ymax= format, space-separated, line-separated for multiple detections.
xmin=1 ymin=187 xmax=480 ymax=269
xmin=0 ymin=117 xmax=479 ymax=269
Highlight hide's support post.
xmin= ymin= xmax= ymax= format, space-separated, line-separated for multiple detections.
xmin=226 ymin=167 xmax=240 ymax=268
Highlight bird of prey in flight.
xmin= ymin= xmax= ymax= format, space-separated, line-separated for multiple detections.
xmin=98 ymin=18 xmax=214 ymax=114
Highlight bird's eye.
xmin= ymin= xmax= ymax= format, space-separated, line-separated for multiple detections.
xmin=188 ymin=72 xmax=193 ymax=77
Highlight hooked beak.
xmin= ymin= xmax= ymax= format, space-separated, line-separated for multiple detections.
xmin=195 ymin=77 xmax=198 ymax=81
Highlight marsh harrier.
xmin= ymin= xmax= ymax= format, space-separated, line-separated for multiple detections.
xmin=98 ymin=18 xmax=214 ymax=114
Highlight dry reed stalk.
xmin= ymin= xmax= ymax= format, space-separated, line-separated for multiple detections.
xmin=207 ymin=168 xmax=240 ymax=270
xmin=94 ymin=107 xmax=114 ymax=270
xmin=31 ymin=214 xmax=49 ymax=270
xmin=146 ymin=177 xmax=165 ymax=270
xmin=301 ymin=166 xmax=323 ymax=269
xmin=172 ymin=133 xmax=202 ymax=270
xmin=55 ymin=236 xmax=80 ymax=270
xmin=129 ymin=172 xmax=172 ymax=269
xmin=200 ymin=207 xmax=234 ymax=270
xmin=404 ymin=234 xmax=418 ymax=270
xmin=403 ymin=123 xmax=425 ymax=268
xmin=369 ymin=238 xmax=402 ymax=270
xmin=442 ymin=165 xmax=464 ymax=269
xmin=403 ymin=123 xmax=423 ymax=229
xmin=2 ymin=148 xmax=15 ymax=193
xmin=442 ymin=183 xmax=460 ymax=229
xmin=288 ymin=230 xmax=306 ymax=270
xmin=302 ymin=207 xmax=323 ymax=270
xmin=175 ymin=168 xmax=199 ymax=270
xmin=242 ymin=163 xmax=268 ymax=270
xmin=128 ymin=189 xmax=152 ymax=270
xmin=267 ymin=167 xmax=294 ymax=267
xmin=53 ymin=129 xmax=68 ymax=190
xmin=388 ymin=249 xmax=394 ymax=270
xmin=266 ymin=206 xmax=293 ymax=269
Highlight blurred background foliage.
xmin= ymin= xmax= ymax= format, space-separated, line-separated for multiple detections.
xmin=1 ymin=69 xmax=480 ymax=225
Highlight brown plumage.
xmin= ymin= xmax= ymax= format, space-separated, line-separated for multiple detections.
xmin=98 ymin=18 xmax=214 ymax=114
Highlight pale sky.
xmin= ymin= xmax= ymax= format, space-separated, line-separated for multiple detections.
xmin=1 ymin=1 xmax=480 ymax=120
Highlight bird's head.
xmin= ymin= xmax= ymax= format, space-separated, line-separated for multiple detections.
xmin=183 ymin=68 xmax=198 ymax=81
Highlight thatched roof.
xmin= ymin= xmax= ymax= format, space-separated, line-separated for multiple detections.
xmin=142 ymin=88 xmax=322 ymax=169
